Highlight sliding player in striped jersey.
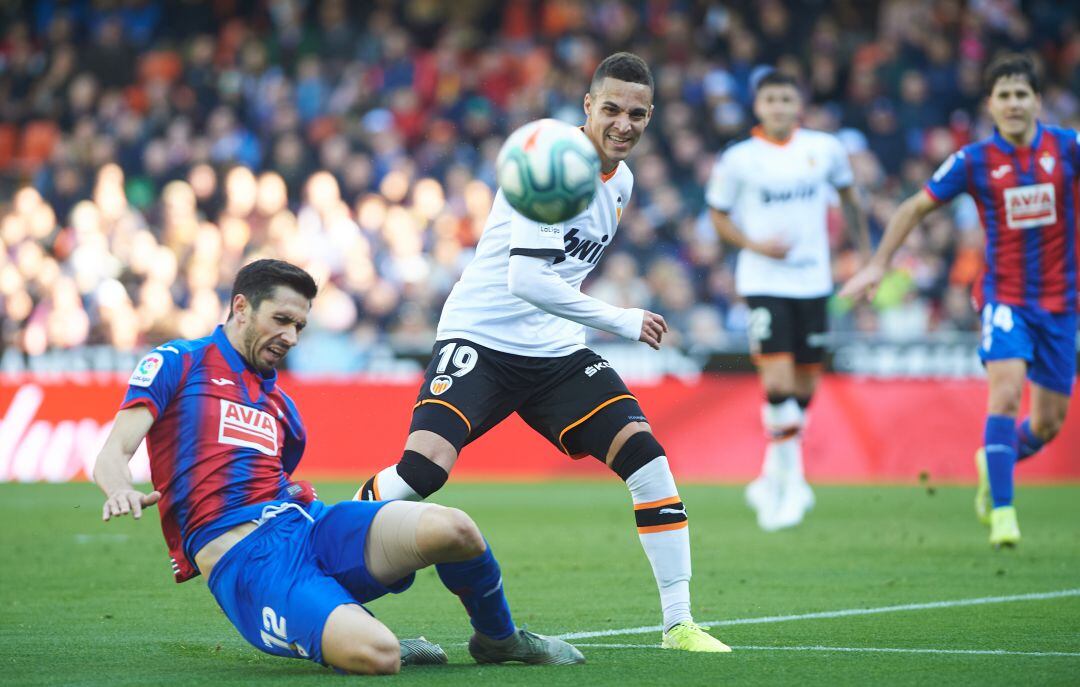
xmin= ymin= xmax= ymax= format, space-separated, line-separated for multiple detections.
xmin=94 ymin=259 xmax=583 ymax=673
xmin=841 ymin=55 xmax=1078 ymax=548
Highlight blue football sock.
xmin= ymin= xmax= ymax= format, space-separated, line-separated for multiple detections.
xmin=984 ymin=414 xmax=1018 ymax=508
xmin=1015 ymin=418 xmax=1044 ymax=461
xmin=435 ymin=542 xmax=515 ymax=640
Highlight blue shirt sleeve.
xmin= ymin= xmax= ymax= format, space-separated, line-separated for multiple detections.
xmin=924 ymin=149 xmax=968 ymax=203
xmin=120 ymin=348 xmax=185 ymax=418
xmin=277 ymin=391 xmax=307 ymax=475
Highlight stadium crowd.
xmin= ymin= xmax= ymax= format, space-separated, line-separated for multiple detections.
xmin=1 ymin=0 xmax=1079 ymax=370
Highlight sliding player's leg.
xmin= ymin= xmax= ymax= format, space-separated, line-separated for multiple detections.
xmin=352 ymin=500 xmax=585 ymax=665
xmin=204 ymin=503 xmax=408 ymax=675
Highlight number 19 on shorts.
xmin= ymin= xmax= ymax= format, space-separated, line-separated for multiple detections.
xmin=436 ymin=342 xmax=478 ymax=377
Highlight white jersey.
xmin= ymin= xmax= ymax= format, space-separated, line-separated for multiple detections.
xmin=706 ymin=127 xmax=853 ymax=298
xmin=437 ymin=163 xmax=634 ymax=357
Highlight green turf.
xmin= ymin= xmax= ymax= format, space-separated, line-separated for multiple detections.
xmin=2 ymin=481 xmax=1078 ymax=686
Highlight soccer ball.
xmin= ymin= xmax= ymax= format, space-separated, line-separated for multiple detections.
xmin=496 ymin=118 xmax=601 ymax=224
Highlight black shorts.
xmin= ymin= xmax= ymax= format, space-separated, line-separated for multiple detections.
xmin=410 ymin=339 xmax=642 ymax=458
xmin=744 ymin=295 xmax=828 ymax=365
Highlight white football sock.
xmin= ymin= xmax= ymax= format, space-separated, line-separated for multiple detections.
xmin=761 ymin=399 xmax=804 ymax=480
xmin=353 ymin=465 xmax=422 ymax=501
xmin=626 ymin=456 xmax=693 ymax=632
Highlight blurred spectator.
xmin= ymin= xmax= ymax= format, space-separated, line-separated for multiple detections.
xmin=2 ymin=0 xmax=1080 ymax=366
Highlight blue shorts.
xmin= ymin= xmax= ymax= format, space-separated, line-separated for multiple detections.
xmin=206 ymin=500 xmax=415 ymax=665
xmin=979 ymin=302 xmax=1078 ymax=395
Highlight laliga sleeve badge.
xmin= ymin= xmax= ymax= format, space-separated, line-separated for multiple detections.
xmin=129 ymin=352 xmax=165 ymax=387
xmin=430 ymin=375 xmax=453 ymax=396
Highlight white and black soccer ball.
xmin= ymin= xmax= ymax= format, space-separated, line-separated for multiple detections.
xmin=496 ymin=118 xmax=601 ymax=224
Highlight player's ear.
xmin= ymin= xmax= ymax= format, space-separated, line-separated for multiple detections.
xmin=231 ymin=293 xmax=249 ymax=322
xmin=583 ymin=91 xmax=592 ymax=118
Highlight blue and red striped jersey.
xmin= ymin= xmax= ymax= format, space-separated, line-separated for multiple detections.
xmin=925 ymin=122 xmax=1079 ymax=313
xmin=120 ymin=325 xmax=309 ymax=582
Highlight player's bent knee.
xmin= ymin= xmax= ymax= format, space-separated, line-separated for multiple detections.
xmin=397 ymin=450 xmax=450 ymax=498
xmin=610 ymin=430 xmax=666 ymax=482
xmin=418 ymin=505 xmax=485 ymax=562
xmin=987 ymin=379 xmax=1024 ymax=416
xmin=988 ymin=383 xmax=1023 ymax=415
xmin=1032 ymin=416 xmax=1064 ymax=441
xmin=989 ymin=395 xmax=1022 ymax=416
xmin=322 ymin=605 xmax=401 ymax=675
xmin=567 ymin=397 xmax=650 ymax=461
xmin=409 ymin=401 xmax=469 ymax=457
xmin=405 ymin=429 xmax=460 ymax=467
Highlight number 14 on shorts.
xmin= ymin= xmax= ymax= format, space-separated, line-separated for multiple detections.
xmin=981 ymin=304 xmax=1014 ymax=351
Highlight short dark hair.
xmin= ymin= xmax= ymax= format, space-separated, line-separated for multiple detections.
xmin=983 ymin=53 xmax=1040 ymax=96
xmin=755 ymin=70 xmax=799 ymax=94
xmin=229 ymin=259 xmax=317 ymax=317
xmin=590 ymin=52 xmax=654 ymax=94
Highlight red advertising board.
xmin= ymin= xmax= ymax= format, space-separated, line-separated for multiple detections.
xmin=1 ymin=374 xmax=1077 ymax=483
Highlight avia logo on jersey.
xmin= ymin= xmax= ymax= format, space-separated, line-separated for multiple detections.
xmin=760 ymin=184 xmax=817 ymax=204
xmin=1004 ymin=183 xmax=1057 ymax=229
xmin=563 ymin=228 xmax=609 ymax=264
xmin=990 ymin=164 xmax=1012 ymax=179
xmin=218 ymin=399 xmax=279 ymax=456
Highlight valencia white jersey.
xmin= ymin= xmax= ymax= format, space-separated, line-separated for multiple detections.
xmin=706 ymin=127 xmax=853 ymax=298
xmin=437 ymin=163 xmax=633 ymax=357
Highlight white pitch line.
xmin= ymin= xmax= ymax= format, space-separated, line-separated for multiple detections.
xmin=556 ymin=588 xmax=1080 ymax=640
xmin=570 ymin=643 xmax=1080 ymax=658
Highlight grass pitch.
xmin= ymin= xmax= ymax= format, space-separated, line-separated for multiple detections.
xmin=2 ymin=481 xmax=1078 ymax=686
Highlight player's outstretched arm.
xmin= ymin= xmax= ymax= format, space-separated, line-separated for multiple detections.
xmin=837 ymin=186 xmax=872 ymax=261
xmin=709 ymin=208 xmax=790 ymax=259
xmin=507 ymin=254 xmax=648 ymax=344
xmin=838 ymin=190 xmax=940 ymax=301
xmin=93 ymin=406 xmax=161 ymax=521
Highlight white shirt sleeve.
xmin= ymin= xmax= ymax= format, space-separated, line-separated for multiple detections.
xmin=705 ymin=149 xmax=739 ymax=212
xmin=508 ymin=210 xmax=566 ymax=263
xmin=828 ymin=135 xmax=855 ymax=189
xmin=506 ymin=254 xmax=644 ymax=341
